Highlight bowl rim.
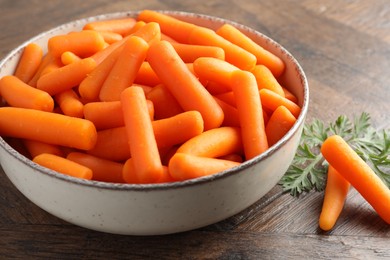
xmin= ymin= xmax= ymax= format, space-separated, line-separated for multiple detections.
xmin=0 ymin=10 xmax=309 ymax=191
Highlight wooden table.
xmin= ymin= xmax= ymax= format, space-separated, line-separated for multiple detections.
xmin=1 ymin=0 xmax=389 ymax=258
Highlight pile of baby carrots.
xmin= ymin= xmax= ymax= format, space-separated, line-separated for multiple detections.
xmin=0 ymin=10 xmax=302 ymax=184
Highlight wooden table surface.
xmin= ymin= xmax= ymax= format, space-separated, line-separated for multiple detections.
xmin=0 ymin=0 xmax=389 ymax=259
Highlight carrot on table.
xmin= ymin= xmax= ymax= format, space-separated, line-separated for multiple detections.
xmin=23 ymin=139 xmax=64 ymax=159
xmin=216 ymin=23 xmax=285 ymax=77
xmin=48 ymin=30 xmax=106 ymax=58
xmin=54 ymin=89 xmax=84 ymax=118
xmin=252 ymin=65 xmax=285 ymax=97
xmin=193 ymin=57 xmax=238 ymax=88
xmin=321 ymin=135 xmax=390 ymax=224
xmin=169 ymin=153 xmax=240 ymax=181
xmin=67 ymin=152 xmax=125 ymax=183
xmin=188 ymin=26 xmax=256 ymax=71
xmin=99 ymin=36 xmax=149 ymax=101
xmin=37 ymin=57 xmax=97 ymax=96
xmin=33 ymin=153 xmax=92 ymax=180
xmin=146 ymin=84 xmax=183 ymax=120
xmin=171 ymin=42 xmax=225 ymax=63
xmin=147 ymin=40 xmax=224 ymax=130
xmin=120 ymin=87 xmax=163 ymax=183
xmin=230 ymin=70 xmax=268 ymax=159
xmin=61 ymin=51 xmax=81 ymax=65
xmin=0 ymin=75 xmax=54 ymax=112
xmin=14 ymin=43 xmax=43 ymax=83
xmin=259 ymin=88 xmax=301 ymax=118
xmin=319 ymin=165 xmax=350 ymax=231
xmin=265 ymin=105 xmax=296 ymax=146
xmin=83 ymin=17 xmax=137 ymax=36
xmin=0 ymin=107 xmax=97 ymax=150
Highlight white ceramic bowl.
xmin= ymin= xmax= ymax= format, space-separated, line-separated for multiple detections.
xmin=0 ymin=11 xmax=309 ymax=235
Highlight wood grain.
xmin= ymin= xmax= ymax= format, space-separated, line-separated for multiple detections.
xmin=0 ymin=0 xmax=389 ymax=258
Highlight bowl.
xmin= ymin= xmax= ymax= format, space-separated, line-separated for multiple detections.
xmin=0 ymin=11 xmax=309 ymax=235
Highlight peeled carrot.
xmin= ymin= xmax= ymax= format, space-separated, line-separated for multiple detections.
xmin=177 ymin=126 xmax=242 ymax=158
xmin=138 ymin=10 xmax=198 ymax=43
xmin=214 ymin=97 xmax=240 ymax=127
xmin=54 ymin=89 xmax=84 ymax=118
xmin=120 ymin=87 xmax=163 ymax=183
xmin=14 ymin=43 xmax=43 ymax=83
xmin=216 ymin=23 xmax=285 ymax=77
xmin=33 ymin=153 xmax=92 ymax=180
xmin=61 ymin=51 xmax=81 ymax=65
xmin=23 ymin=139 xmax=64 ymax=159
xmin=147 ymin=40 xmax=224 ymax=130
xmin=319 ymin=165 xmax=350 ymax=231
xmin=321 ymin=135 xmax=390 ymax=224
xmin=96 ymin=30 xmax=123 ymax=44
xmin=37 ymin=57 xmax=97 ymax=96
xmin=219 ymin=153 xmax=243 ymax=163
xmin=171 ymin=42 xmax=225 ymax=63
xmin=214 ymin=91 xmax=236 ymax=107
xmin=83 ymin=17 xmax=137 ymax=36
xmin=0 ymin=75 xmax=54 ymax=112
xmin=48 ymin=30 xmax=106 ymax=58
xmin=265 ymin=105 xmax=296 ymax=146
xmin=134 ymin=62 xmax=161 ymax=86
xmin=146 ymin=84 xmax=183 ymax=120
xmin=188 ymin=27 xmax=256 ymax=71
xmin=99 ymin=36 xmax=149 ymax=101
xmin=39 ymin=56 xmax=63 ymax=76
xmin=193 ymin=57 xmax=238 ymax=88
xmin=28 ymin=53 xmax=55 ymax=87
xmin=0 ymin=107 xmax=97 ymax=150
xmin=67 ymin=152 xmax=125 ymax=183
xmin=204 ymin=82 xmax=230 ymax=95
xmin=259 ymin=88 xmax=301 ymax=118
xmin=169 ymin=153 xmax=240 ymax=181
xmin=252 ymin=65 xmax=285 ymax=97
xmin=230 ymin=70 xmax=268 ymax=159
xmin=131 ymin=22 xmax=161 ymax=44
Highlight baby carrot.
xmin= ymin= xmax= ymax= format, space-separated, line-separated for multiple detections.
xmin=61 ymin=51 xmax=81 ymax=65
xmin=99 ymin=36 xmax=149 ymax=101
xmin=0 ymin=75 xmax=54 ymax=112
xmin=83 ymin=17 xmax=137 ymax=36
xmin=193 ymin=57 xmax=238 ymax=88
xmin=169 ymin=153 xmax=240 ymax=181
xmin=259 ymin=88 xmax=301 ymax=118
xmin=120 ymin=87 xmax=163 ymax=183
xmin=67 ymin=152 xmax=125 ymax=183
xmin=28 ymin=53 xmax=55 ymax=87
xmin=219 ymin=153 xmax=243 ymax=163
xmin=54 ymin=89 xmax=84 ymax=118
xmin=214 ymin=91 xmax=236 ymax=107
xmin=147 ymin=40 xmax=224 ymax=130
xmin=216 ymin=23 xmax=285 ymax=77
xmin=177 ymin=126 xmax=242 ymax=158
xmin=252 ymin=65 xmax=285 ymax=97
xmin=96 ymin=30 xmax=123 ymax=44
xmin=138 ymin=10 xmax=198 ymax=43
xmin=33 ymin=153 xmax=92 ymax=180
xmin=48 ymin=30 xmax=106 ymax=58
xmin=282 ymin=87 xmax=298 ymax=104
xmin=146 ymin=84 xmax=184 ymax=120
xmin=230 ymin=70 xmax=268 ymax=159
xmin=214 ymin=97 xmax=240 ymax=127
xmin=188 ymin=27 xmax=256 ymax=71
xmin=265 ymin=105 xmax=296 ymax=146
xmin=23 ymin=139 xmax=64 ymax=159
xmin=321 ymin=135 xmax=390 ymax=224
xmin=131 ymin=22 xmax=161 ymax=44
xmin=0 ymin=107 xmax=97 ymax=150
xmin=319 ymin=165 xmax=350 ymax=231
xmin=37 ymin=57 xmax=97 ymax=96
xmin=171 ymin=42 xmax=225 ymax=63
xmin=134 ymin=62 xmax=161 ymax=86
xmin=205 ymin=82 xmax=230 ymax=95
xmin=14 ymin=43 xmax=43 ymax=83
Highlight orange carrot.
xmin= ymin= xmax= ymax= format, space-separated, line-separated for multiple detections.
xmin=147 ymin=40 xmax=224 ymax=130
xmin=120 ymin=87 xmax=163 ymax=183
xmin=14 ymin=43 xmax=43 ymax=83
xmin=171 ymin=42 xmax=225 ymax=63
xmin=33 ymin=153 xmax=92 ymax=180
xmin=214 ymin=97 xmax=240 ymax=127
xmin=122 ymin=158 xmax=173 ymax=184
xmin=177 ymin=126 xmax=242 ymax=158
xmin=252 ymin=65 xmax=285 ymax=97
xmin=193 ymin=57 xmax=238 ymax=88
xmin=169 ymin=153 xmax=240 ymax=181
xmin=161 ymin=33 xmax=177 ymax=43
xmin=230 ymin=70 xmax=268 ymax=159
xmin=28 ymin=53 xmax=55 ymax=87
xmin=259 ymin=88 xmax=301 ymax=118
xmin=23 ymin=139 xmax=64 ymax=158
xmin=282 ymin=87 xmax=298 ymax=104
xmin=67 ymin=152 xmax=125 ymax=183
xmin=138 ymin=10 xmax=198 ymax=43
xmin=0 ymin=107 xmax=97 ymax=150
xmin=218 ymin=153 xmax=243 ymax=163
xmin=134 ymin=62 xmax=161 ymax=86
xmin=83 ymin=17 xmax=137 ymax=36
xmin=319 ymin=165 xmax=350 ymax=231
xmin=61 ymin=51 xmax=81 ymax=65
xmin=216 ymin=23 xmax=285 ymax=77
xmin=48 ymin=30 xmax=106 ymax=58
xmin=99 ymin=36 xmax=149 ymax=101
xmin=0 ymin=75 xmax=54 ymax=112
xmin=96 ymin=30 xmax=123 ymax=44
xmin=131 ymin=22 xmax=161 ymax=44
xmin=38 ymin=56 xmax=63 ymax=76
xmin=204 ymin=81 xmax=230 ymax=95
xmin=265 ymin=105 xmax=296 ymax=146
xmin=54 ymin=89 xmax=84 ymax=118
xmin=188 ymin=27 xmax=256 ymax=71
xmin=321 ymin=135 xmax=390 ymax=224
xmin=214 ymin=91 xmax=236 ymax=107
xmin=37 ymin=57 xmax=97 ymax=96
xmin=146 ymin=84 xmax=183 ymax=120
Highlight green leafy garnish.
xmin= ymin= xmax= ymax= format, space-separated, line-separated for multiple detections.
xmin=280 ymin=112 xmax=390 ymax=197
